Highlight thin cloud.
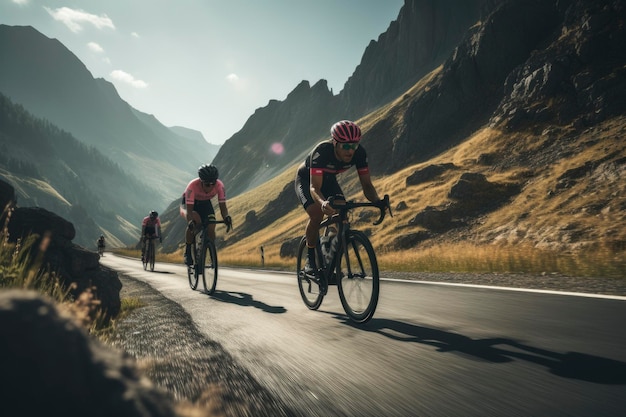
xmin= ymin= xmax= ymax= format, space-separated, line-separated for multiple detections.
xmin=131 ymin=32 xmax=140 ymax=38
xmin=44 ymin=7 xmax=115 ymax=33
xmin=110 ymin=70 xmax=148 ymax=88
xmin=11 ymin=0 xmax=29 ymax=5
xmin=87 ymin=42 xmax=104 ymax=53
xmin=226 ymin=73 xmax=239 ymax=83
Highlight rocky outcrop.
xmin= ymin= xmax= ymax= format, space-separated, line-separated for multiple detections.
xmin=407 ymin=172 xmax=521 ymax=236
xmin=1 ymin=178 xmax=121 ymax=320
xmin=0 ymin=290 xmax=177 ymax=417
xmin=491 ymin=0 xmax=626 ymax=129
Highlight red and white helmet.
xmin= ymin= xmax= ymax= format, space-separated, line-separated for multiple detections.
xmin=330 ymin=120 xmax=361 ymax=143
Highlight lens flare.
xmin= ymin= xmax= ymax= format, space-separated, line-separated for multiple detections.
xmin=271 ymin=142 xmax=284 ymax=155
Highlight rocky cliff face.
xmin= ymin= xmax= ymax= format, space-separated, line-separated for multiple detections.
xmin=388 ymin=0 xmax=564 ymax=171
xmin=340 ymin=0 xmax=488 ymax=117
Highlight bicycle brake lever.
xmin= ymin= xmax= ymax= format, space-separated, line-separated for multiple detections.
xmin=372 ymin=195 xmax=391 ymax=225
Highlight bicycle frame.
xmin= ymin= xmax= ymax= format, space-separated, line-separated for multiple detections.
xmin=143 ymin=236 xmax=157 ymax=271
xmin=319 ymin=196 xmax=389 ymax=286
xmin=297 ymin=194 xmax=391 ymax=323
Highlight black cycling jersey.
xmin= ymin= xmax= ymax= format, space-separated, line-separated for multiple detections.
xmin=295 ymin=140 xmax=370 ymax=209
xmin=306 ymin=141 xmax=369 ymax=174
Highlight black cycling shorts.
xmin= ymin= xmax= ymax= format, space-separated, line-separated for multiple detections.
xmin=295 ymin=164 xmax=344 ymax=210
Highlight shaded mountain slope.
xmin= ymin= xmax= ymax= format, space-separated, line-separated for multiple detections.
xmin=0 ymin=93 xmax=156 ymax=247
xmin=0 ymin=24 xmax=217 ymax=206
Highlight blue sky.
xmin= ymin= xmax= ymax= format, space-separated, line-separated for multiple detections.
xmin=1 ymin=0 xmax=404 ymax=144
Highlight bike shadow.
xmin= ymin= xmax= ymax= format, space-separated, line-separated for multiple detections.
xmin=341 ymin=317 xmax=626 ymax=385
xmin=147 ymin=270 xmax=174 ymax=275
xmin=209 ymin=290 xmax=287 ymax=314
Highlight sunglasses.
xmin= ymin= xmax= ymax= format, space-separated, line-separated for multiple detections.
xmin=339 ymin=143 xmax=359 ymax=150
xmin=202 ymin=181 xmax=216 ymax=186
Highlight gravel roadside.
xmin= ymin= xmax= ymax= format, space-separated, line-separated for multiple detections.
xmin=105 ymin=271 xmax=626 ymax=416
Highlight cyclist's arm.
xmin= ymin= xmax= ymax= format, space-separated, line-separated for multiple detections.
xmin=218 ymin=201 xmax=229 ymax=220
xmin=185 ymin=204 xmax=194 ymax=222
xmin=309 ymin=173 xmax=326 ymax=206
xmin=311 ymin=173 xmax=337 ymax=215
xmin=358 ymin=171 xmax=381 ymax=203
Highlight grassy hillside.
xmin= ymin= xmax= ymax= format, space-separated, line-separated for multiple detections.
xmin=209 ymin=116 xmax=625 ymax=278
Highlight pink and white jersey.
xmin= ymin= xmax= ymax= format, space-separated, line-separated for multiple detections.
xmin=142 ymin=216 xmax=161 ymax=228
xmin=183 ymin=178 xmax=227 ymax=205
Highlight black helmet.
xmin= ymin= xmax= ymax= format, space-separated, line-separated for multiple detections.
xmin=149 ymin=210 xmax=158 ymax=218
xmin=198 ymin=164 xmax=219 ymax=182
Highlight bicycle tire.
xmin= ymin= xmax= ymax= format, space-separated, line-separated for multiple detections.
xmin=142 ymin=241 xmax=148 ymax=271
xmin=202 ymin=237 xmax=218 ymax=294
xmin=337 ymin=230 xmax=379 ymax=323
xmin=187 ymin=234 xmax=200 ymax=290
xmin=296 ymin=236 xmax=324 ymax=310
xmin=149 ymin=239 xmax=156 ymax=272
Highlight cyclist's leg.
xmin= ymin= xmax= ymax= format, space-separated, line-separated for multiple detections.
xmin=198 ymin=200 xmax=217 ymax=241
xmin=297 ymin=167 xmax=322 ymax=272
xmin=184 ymin=211 xmax=201 ymax=265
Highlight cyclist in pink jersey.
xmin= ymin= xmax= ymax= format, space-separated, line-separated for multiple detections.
xmin=140 ymin=210 xmax=162 ymax=262
xmin=180 ymin=164 xmax=232 ymax=266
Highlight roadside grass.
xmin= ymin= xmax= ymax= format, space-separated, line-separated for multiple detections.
xmin=114 ymin=242 xmax=625 ymax=278
xmin=0 ymin=228 xmax=144 ymax=336
xmin=0 ymin=234 xmax=72 ymax=301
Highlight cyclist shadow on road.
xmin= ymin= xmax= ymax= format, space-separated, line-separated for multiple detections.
xmin=210 ymin=290 xmax=287 ymax=314
xmin=342 ymin=317 xmax=626 ymax=385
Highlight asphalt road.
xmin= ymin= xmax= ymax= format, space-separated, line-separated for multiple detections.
xmin=100 ymin=254 xmax=626 ymax=417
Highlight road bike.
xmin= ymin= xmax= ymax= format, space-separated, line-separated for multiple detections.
xmin=187 ymin=219 xmax=231 ymax=294
xmin=142 ymin=235 xmax=158 ymax=271
xmin=296 ymin=194 xmax=392 ymax=323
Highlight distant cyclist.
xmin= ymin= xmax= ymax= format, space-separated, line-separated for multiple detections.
xmin=140 ymin=210 xmax=162 ymax=262
xmin=180 ymin=164 xmax=232 ymax=266
xmin=97 ymin=234 xmax=105 ymax=255
xmin=294 ymin=120 xmax=383 ymax=275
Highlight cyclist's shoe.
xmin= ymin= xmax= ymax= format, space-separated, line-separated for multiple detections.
xmin=184 ymin=253 xmax=193 ymax=266
xmin=303 ymin=260 xmax=316 ymax=276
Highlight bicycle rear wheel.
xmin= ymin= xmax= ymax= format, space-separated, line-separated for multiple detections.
xmin=337 ymin=231 xmax=379 ymax=323
xmin=296 ymin=237 xmax=324 ymax=310
xmin=187 ymin=236 xmax=200 ymax=290
xmin=202 ymin=238 xmax=218 ymax=294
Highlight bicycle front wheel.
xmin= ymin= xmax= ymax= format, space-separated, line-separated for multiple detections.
xmin=142 ymin=243 xmax=148 ymax=271
xmin=202 ymin=238 xmax=218 ymax=294
xmin=337 ymin=231 xmax=379 ymax=323
xmin=149 ymin=240 xmax=156 ymax=272
xmin=296 ymin=237 xmax=324 ymax=310
xmin=187 ymin=238 xmax=199 ymax=290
